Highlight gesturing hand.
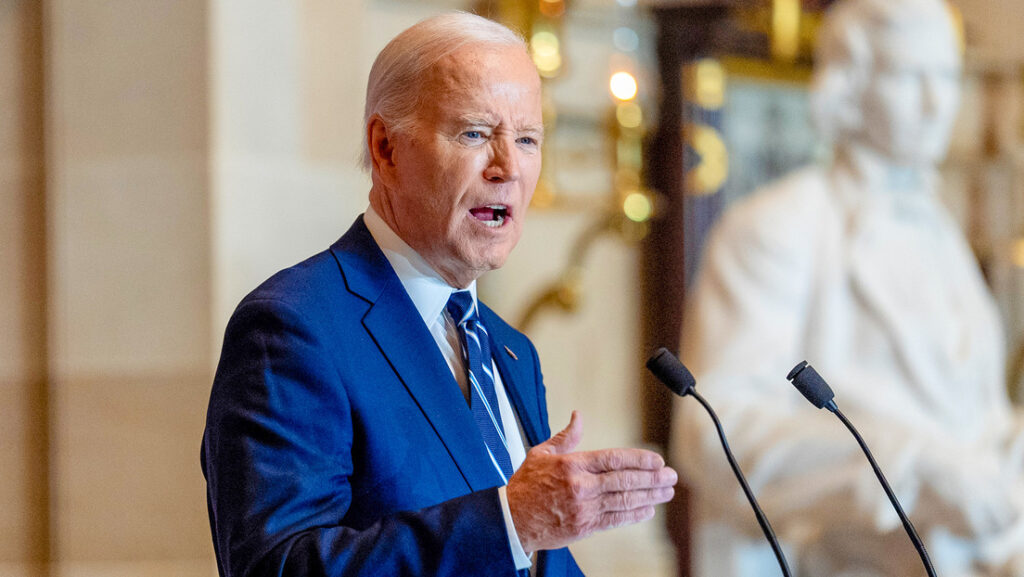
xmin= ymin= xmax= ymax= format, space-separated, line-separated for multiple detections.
xmin=506 ymin=410 xmax=677 ymax=554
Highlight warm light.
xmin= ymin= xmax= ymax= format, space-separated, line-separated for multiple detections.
xmin=616 ymin=102 xmax=643 ymax=128
xmin=539 ymin=0 xmax=565 ymax=18
xmin=531 ymin=31 xmax=562 ymax=77
xmin=686 ymin=124 xmax=728 ymax=195
xmin=771 ymin=0 xmax=801 ymax=61
xmin=951 ymin=5 xmax=966 ymax=54
xmin=623 ymin=191 xmax=653 ymax=222
xmin=1013 ymin=237 xmax=1024 ymax=268
xmin=609 ymin=71 xmax=638 ymax=101
xmin=686 ymin=59 xmax=725 ymax=110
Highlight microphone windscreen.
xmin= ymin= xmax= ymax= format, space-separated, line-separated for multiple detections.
xmin=787 ymin=361 xmax=835 ymax=409
xmin=646 ymin=348 xmax=696 ymax=397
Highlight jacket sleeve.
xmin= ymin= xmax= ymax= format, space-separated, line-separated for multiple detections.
xmin=201 ymin=297 xmax=518 ymax=577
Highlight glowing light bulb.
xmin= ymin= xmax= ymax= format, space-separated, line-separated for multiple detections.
xmin=531 ymin=31 xmax=562 ymax=77
xmin=623 ymin=192 xmax=653 ymax=222
xmin=609 ymin=71 xmax=638 ymax=101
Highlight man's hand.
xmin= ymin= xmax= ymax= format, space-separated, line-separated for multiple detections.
xmin=506 ymin=411 xmax=677 ymax=554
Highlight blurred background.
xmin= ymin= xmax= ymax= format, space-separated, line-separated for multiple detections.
xmin=1 ymin=0 xmax=1022 ymax=576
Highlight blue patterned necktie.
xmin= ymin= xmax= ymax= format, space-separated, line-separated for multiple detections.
xmin=446 ymin=290 xmax=515 ymax=482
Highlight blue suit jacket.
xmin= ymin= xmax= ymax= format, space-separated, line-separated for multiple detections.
xmin=202 ymin=216 xmax=583 ymax=576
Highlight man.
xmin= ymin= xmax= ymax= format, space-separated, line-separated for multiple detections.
xmin=202 ymin=12 xmax=677 ymax=577
xmin=672 ymin=0 xmax=1024 ymax=575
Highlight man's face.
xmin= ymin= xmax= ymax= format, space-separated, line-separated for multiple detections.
xmin=376 ymin=44 xmax=543 ymax=288
xmin=856 ymin=17 xmax=961 ymax=166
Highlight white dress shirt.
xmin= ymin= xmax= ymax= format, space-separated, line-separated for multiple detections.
xmin=363 ymin=207 xmax=532 ymax=570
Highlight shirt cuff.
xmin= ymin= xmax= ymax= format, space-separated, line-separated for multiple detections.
xmin=498 ymin=485 xmax=533 ymax=570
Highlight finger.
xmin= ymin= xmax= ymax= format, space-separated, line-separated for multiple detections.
xmin=596 ymin=506 xmax=656 ymax=532
xmin=599 ymin=487 xmax=675 ymax=512
xmin=541 ymin=410 xmax=583 ymax=455
xmin=591 ymin=467 xmax=678 ymax=493
xmin=575 ymin=448 xmax=665 ymax=473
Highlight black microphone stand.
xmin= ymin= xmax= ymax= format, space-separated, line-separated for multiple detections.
xmin=689 ymin=388 xmax=795 ymax=577
xmin=647 ymin=348 xmax=794 ymax=577
xmin=787 ymin=361 xmax=938 ymax=577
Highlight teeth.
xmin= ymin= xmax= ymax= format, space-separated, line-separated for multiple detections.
xmin=474 ymin=204 xmax=508 ymax=227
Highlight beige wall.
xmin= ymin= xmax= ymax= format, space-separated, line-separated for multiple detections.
xmin=1 ymin=0 xmax=214 ymax=575
xmin=953 ymin=0 xmax=1024 ymax=65
xmin=211 ymin=0 xmax=370 ymax=333
xmin=44 ymin=0 xmax=213 ymax=574
xmin=0 ymin=1 xmax=373 ymax=575
xmin=1 ymin=1 xmax=48 ymax=576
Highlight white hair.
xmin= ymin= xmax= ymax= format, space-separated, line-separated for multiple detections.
xmin=809 ymin=0 xmax=959 ymax=142
xmin=361 ymin=12 xmax=528 ymax=170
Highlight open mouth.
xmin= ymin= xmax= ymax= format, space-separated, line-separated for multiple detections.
xmin=469 ymin=204 xmax=509 ymax=228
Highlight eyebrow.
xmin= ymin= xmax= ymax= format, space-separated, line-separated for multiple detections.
xmin=456 ymin=113 xmax=500 ymax=127
xmin=452 ymin=111 xmax=540 ymax=127
xmin=519 ymin=124 xmax=545 ymax=138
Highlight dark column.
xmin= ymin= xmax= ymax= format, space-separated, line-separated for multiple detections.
xmin=642 ymin=5 xmax=733 ymax=576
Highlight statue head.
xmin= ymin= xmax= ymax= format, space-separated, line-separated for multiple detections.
xmin=809 ymin=0 xmax=962 ymax=167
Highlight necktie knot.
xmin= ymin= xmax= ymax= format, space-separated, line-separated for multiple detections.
xmin=446 ymin=290 xmax=477 ymax=327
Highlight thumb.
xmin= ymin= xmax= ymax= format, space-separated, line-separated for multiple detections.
xmin=542 ymin=410 xmax=583 ymax=455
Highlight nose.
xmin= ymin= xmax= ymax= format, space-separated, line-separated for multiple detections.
xmin=482 ymin=137 xmax=520 ymax=183
xmin=921 ymin=73 xmax=949 ymax=118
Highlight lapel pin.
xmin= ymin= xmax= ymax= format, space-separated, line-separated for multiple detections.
xmin=504 ymin=345 xmax=518 ymax=361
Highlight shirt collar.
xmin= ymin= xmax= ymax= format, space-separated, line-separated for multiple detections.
xmin=363 ymin=205 xmax=477 ymax=326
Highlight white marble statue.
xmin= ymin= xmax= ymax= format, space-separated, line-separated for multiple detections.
xmin=672 ymin=0 xmax=1024 ymax=575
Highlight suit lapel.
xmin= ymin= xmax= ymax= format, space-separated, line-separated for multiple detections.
xmin=330 ymin=217 xmax=504 ymax=492
xmin=481 ymin=306 xmax=544 ymax=447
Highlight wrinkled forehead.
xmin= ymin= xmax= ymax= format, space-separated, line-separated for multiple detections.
xmin=418 ymin=44 xmax=543 ymax=122
xmin=872 ymin=14 xmax=961 ymax=73
xmin=426 ymin=44 xmax=540 ymax=95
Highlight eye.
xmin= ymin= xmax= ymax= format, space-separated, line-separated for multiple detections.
xmin=463 ymin=130 xmax=484 ymax=140
xmin=517 ymin=136 xmax=539 ymax=147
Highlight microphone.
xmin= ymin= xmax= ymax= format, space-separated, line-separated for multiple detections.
xmin=646 ymin=347 xmax=696 ymax=397
xmin=647 ymin=348 xmax=793 ymax=577
xmin=786 ymin=360 xmax=836 ymax=410
xmin=786 ymin=361 xmax=938 ymax=577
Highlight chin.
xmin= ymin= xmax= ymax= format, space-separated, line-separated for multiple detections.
xmin=441 ymin=250 xmax=511 ymax=286
xmin=468 ymin=251 xmax=513 ymax=276
xmin=477 ymin=255 xmax=511 ymax=274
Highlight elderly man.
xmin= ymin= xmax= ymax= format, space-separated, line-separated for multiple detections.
xmin=201 ymin=12 xmax=677 ymax=577
xmin=673 ymin=0 xmax=1024 ymax=575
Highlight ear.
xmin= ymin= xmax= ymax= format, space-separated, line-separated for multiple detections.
xmin=367 ymin=115 xmax=398 ymax=184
